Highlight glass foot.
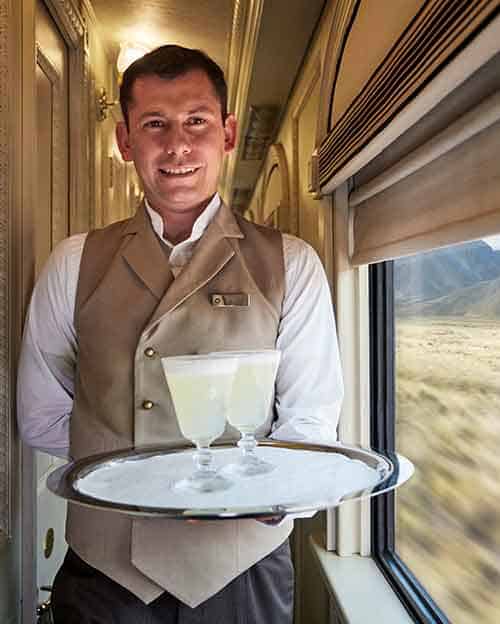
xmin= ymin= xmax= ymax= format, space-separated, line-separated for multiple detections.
xmin=224 ymin=454 xmax=276 ymax=477
xmin=174 ymin=471 xmax=233 ymax=493
xmin=173 ymin=444 xmax=234 ymax=492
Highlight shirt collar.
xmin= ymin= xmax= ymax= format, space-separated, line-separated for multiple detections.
xmin=144 ymin=194 xmax=222 ymax=250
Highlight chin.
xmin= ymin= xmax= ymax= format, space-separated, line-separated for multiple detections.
xmin=160 ymin=195 xmax=209 ymax=213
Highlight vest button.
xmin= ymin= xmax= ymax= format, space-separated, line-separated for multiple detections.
xmin=144 ymin=347 xmax=156 ymax=358
xmin=142 ymin=400 xmax=154 ymax=410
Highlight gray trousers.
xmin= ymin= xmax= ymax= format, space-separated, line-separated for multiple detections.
xmin=51 ymin=541 xmax=294 ymax=624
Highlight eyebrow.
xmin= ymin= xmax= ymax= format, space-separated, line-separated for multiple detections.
xmin=186 ymin=106 xmax=217 ymax=115
xmin=138 ymin=111 xmax=165 ymax=121
xmin=138 ymin=105 xmax=217 ymax=122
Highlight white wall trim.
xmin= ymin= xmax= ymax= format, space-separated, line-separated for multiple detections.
xmin=328 ymin=182 xmax=371 ymax=556
xmin=310 ymin=533 xmax=414 ymax=624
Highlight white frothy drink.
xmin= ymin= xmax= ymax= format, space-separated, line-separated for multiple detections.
xmin=214 ymin=351 xmax=281 ymax=433
xmin=161 ymin=355 xmax=237 ymax=445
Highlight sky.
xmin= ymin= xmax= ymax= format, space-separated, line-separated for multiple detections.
xmin=482 ymin=235 xmax=500 ymax=250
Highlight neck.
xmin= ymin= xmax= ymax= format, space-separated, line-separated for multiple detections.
xmin=163 ymin=214 xmax=199 ymax=244
xmin=148 ymin=197 xmax=214 ymax=244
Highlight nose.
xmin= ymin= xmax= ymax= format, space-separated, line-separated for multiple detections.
xmin=164 ymin=123 xmax=191 ymax=158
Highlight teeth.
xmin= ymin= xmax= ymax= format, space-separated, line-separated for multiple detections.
xmin=161 ymin=167 xmax=197 ymax=175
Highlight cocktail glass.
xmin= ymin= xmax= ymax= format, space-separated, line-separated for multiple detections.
xmin=211 ymin=350 xmax=281 ymax=476
xmin=161 ymin=354 xmax=238 ymax=492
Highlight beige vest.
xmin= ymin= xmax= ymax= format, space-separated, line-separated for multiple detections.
xmin=66 ymin=202 xmax=293 ymax=607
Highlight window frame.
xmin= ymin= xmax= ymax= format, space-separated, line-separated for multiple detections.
xmin=369 ymin=260 xmax=451 ymax=624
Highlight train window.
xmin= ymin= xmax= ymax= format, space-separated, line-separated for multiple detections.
xmin=371 ymin=238 xmax=500 ymax=623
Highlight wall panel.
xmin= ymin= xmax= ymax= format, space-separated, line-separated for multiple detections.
xmin=0 ymin=0 xmax=24 ymax=620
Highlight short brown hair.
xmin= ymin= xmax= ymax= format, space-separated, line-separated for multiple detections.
xmin=119 ymin=45 xmax=228 ymax=128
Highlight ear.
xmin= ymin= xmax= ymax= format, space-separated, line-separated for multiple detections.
xmin=223 ymin=114 xmax=237 ymax=153
xmin=116 ymin=121 xmax=134 ymax=162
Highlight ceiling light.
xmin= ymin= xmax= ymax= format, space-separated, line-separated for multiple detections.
xmin=116 ymin=42 xmax=152 ymax=75
xmin=97 ymin=42 xmax=153 ymax=122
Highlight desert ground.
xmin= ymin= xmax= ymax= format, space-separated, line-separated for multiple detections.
xmin=396 ymin=317 xmax=500 ymax=623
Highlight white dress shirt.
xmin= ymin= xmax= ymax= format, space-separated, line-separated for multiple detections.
xmin=17 ymin=194 xmax=343 ymax=458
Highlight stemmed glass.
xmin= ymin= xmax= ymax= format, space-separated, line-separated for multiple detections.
xmin=211 ymin=350 xmax=281 ymax=476
xmin=161 ymin=354 xmax=238 ymax=492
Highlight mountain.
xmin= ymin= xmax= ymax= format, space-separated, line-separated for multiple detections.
xmin=394 ymin=240 xmax=500 ymax=304
xmin=397 ymin=275 xmax=500 ymax=318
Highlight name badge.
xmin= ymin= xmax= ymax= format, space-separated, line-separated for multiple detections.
xmin=210 ymin=293 xmax=250 ymax=308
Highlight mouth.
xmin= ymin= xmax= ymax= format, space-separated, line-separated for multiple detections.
xmin=158 ymin=166 xmax=201 ymax=178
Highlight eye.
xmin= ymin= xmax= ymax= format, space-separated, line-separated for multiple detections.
xmin=186 ymin=117 xmax=207 ymax=127
xmin=144 ymin=119 xmax=164 ymax=129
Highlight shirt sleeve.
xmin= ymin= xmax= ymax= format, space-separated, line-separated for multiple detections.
xmin=16 ymin=234 xmax=87 ymax=458
xmin=270 ymin=234 xmax=344 ymax=445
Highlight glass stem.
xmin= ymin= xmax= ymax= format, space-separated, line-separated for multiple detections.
xmin=194 ymin=443 xmax=213 ymax=475
xmin=237 ymin=433 xmax=257 ymax=458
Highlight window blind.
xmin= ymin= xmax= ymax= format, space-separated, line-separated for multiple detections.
xmin=350 ymin=92 xmax=500 ymax=264
xmin=319 ymin=0 xmax=500 ymax=190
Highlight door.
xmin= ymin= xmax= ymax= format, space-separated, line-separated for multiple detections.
xmin=34 ymin=0 xmax=70 ymax=611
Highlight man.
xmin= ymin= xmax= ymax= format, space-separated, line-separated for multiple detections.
xmin=17 ymin=45 xmax=343 ymax=623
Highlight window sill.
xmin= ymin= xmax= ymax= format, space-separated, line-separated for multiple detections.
xmin=309 ymin=533 xmax=414 ymax=624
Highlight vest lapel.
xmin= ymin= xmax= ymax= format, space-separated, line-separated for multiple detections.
xmin=147 ymin=203 xmax=244 ymax=326
xmin=121 ymin=203 xmax=174 ymax=300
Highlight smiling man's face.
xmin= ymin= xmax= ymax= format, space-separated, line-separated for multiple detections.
xmin=116 ymin=69 xmax=236 ymax=222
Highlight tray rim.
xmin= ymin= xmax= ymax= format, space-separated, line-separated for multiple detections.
xmin=47 ymin=440 xmax=412 ymax=520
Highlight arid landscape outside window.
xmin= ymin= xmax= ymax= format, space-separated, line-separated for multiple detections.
xmin=394 ymin=238 xmax=500 ymax=624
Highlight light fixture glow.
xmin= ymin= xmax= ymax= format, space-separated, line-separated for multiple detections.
xmin=117 ymin=42 xmax=152 ymax=74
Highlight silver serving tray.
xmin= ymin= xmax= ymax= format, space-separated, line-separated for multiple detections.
xmin=47 ymin=440 xmax=413 ymax=521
